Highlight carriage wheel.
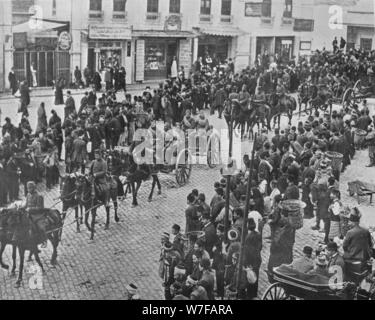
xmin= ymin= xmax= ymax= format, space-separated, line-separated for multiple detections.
xmin=262 ymin=283 xmax=290 ymax=300
xmin=207 ymin=133 xmax=221 ymax=169
xmin=342 ymin=88 xmax=355 ymax=108
xmin=175 ymin=150 xmax=192 ymax=187
xmin=353 ymin=80 xmax=361 ymax=94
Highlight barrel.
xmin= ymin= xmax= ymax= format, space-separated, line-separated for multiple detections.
xmin=354 ymin=129 xmax=367 ymax=146
xmin=279 ymin=200 xmax=306 ymax=230
xmin=325 ymin=151 xmax=343 ymax=172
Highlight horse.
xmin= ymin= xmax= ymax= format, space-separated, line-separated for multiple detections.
xmin=231 ymin=100 xmax=251 ymax=140
xmin=0 ymin=207 xmax=63 ymax=287
xmin=119 ymin=149 xmax=162 ymax=207
xmin=267 ymin=93 xmax=297 ymax=128
xmin=246 ymin=101 xmax=272 ymax=138
xmin=75 ymin=173 xmax=119 ymax=240
xmin=298 ymin=82 xmax=311 ymax=116
xmin=60 ymin=174 xmax=83 ymax=233
xmin=308 ymin=85 xmax=333 ymax=116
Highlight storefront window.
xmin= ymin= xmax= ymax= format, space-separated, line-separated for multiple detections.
xmin=99 ymin=49 xmax=121 ymax=71
xmin=170 ymin=0 xmax=180 ymax=13
xmin=90 ymin=0 xmax=102 ymax=11
xmin=201 ymin=0 xmax=211 ymax=15
xmin=145 ymin=42 xmax=166 ymax=73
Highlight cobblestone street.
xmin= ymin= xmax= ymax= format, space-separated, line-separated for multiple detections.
xmin=0 ymin=91 xmax=374 ymax=300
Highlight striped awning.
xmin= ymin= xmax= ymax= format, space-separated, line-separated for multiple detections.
xmin=132 ymin=30 xmax=195 ymax=38
xmin=197 ymin=27 xmax=247 ymax=37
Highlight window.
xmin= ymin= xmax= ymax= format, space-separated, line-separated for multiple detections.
xmin=200 ymin=0 xmax=211 ymax=15
xmin=52 ymin=0 xmax=56 ymax=16
xmin=147 ymin=0 xmax=159 ymax=13
xmin=261 ymin=0 xmax=271 ymax=17
xmin=90 ymin=0 xmax=102 ymax=11
xmin=113 ymin=0 xmax=126 ymax=12
xmin=169 ymin=0 xmax=180 ymax=14
xmin=283 ymin=0 xmax=292 ymax=18
xmin=221 ymin=0 xmax=231 ymax=16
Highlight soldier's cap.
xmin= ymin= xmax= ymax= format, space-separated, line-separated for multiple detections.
xmin=303 ymin=246 xmax=313 ymax=255
xmin=326 ymin=242 xmax=338 ymax=252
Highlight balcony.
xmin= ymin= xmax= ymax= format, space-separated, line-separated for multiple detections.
xmin=261 ymin=16 xmax=274 ymax=25
xmin=281 ymin=16 xmax=294 ymax=26
xmin=113 ymin=11 xmax=128 ymax=21
xmin=199 ymin=14 xmax=213 ymax=23
xmin=220 ymin=15 xmax=233 ymax=23
xmin=89 ymin=10 xmax=104 ymax=20
xmin=146 ymin=12 xmax=161 ymax=22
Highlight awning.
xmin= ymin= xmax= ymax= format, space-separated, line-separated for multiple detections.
xmin=344 ymin=11 xmax=375 ymax=27
xmin=13 ymin=19 xmax=68 ymax=33
xmin=89 ymin=25 xmax=132 ymax=40
xmin=196 ymin=27 xmax=247 ymax=37
xmin=132 ymin=30 xmax=195 ymax=38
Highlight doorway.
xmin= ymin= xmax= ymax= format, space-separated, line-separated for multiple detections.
xmin=167 ymin=42 xmax=178 ymax=77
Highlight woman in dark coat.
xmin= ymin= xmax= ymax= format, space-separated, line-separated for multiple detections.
xmin=36 ymin=102 xmax=47 ymax=134
xmin=93 ymin=72 xmax=102 ymax=91
xmin=19 ymin=81 xmax=30 ymax=116
xmin=267 ymin=208 xmax=296 ymax=277
xmin=244 ymin=218 xmax=262 ymax=300
xmin=54 ymin=77 xmax=65 ymax=105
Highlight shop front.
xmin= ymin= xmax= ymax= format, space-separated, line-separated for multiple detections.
xmin=195 ymin=27 xmax=245 ymax=65
xmin=133 ymin=30 xmax=194 ymax=82
xmin=87 ymin=25 xmax=132 ymax=82
xmin=256 ymin=36 xmax=295 ymax=63
xmin=12 ymin=19 xmax=70 ymax=87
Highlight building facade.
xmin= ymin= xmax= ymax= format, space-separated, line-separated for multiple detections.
xmin=1 ymin=0 xmax=375 ymax=91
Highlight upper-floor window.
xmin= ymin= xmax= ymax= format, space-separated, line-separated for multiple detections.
xmin=170 ymin=0 xmax=180 ymax=14
xmin=90 ymin=0 xmax=102 ymax=11
xmin=201 ymin=0 xmax=211 ymax=15
xmin=283 ymin=0 xmax=292 ymax=18
xmin=113 ymin=0 xmax=126 ymax=12
xmin=147 ymin=0 xmax=159 ymax=13
xmin=261 ymin=0 xmax=271 ymax=17
xmin=221 ymin=0 xmax=231 ymax=16
xmin=52 ymin=0 xmax=56 ymax=16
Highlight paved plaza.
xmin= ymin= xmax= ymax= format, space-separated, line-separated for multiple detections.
xmin=0 ymin=91 xmax=374 ymax=300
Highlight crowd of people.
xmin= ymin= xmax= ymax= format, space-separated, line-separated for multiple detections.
xmin=2 ymin=41 xmax=375 ymax=300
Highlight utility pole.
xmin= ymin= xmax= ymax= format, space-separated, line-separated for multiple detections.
xmin=223 ymin=105 xmax=234 ymax=242
xmin=236 ymin=133 xmax=257 ymax=298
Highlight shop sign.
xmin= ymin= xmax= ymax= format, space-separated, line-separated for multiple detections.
xmin=164 ymin=15 xmax=182 ymax=31
xmin=58 ymin=31 xmax=72 ymax=50
xmin=89 ymin=25 xmax=132 ymax=40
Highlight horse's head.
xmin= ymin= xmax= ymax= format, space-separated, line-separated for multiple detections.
xmin=75 ymin=173 xmax=91 ymax=195
xmin=5 ymin=208 xmax=28 ymax=231
xmin=60 ymin=174 xmax=76 ymax=198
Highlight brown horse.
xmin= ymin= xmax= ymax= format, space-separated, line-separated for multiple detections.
xmin=0 ymin=207 xmax=62 ymax=287
xmin=75 ymin=173 xmax=119 ymax=240
xmin=267 ymin=93 xmax=297 ymax=128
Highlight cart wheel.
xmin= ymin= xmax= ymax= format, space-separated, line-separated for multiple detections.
xmin=342 ymin=88 xmax=355 ymax=108
xmin=353 ymin=80 xmax=361 ymax=94
xmin=175 ymin=150 xmax=192 ymax=186
xmin=207 ymin=132 xmax=221 ymax=169
xmin=262 ymin=283 xmax=290 ymax=300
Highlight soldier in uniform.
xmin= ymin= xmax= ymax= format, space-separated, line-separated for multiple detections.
xmin=24 ymin=181 xmax=47 ymax=244
xmin=90 ymin=149 xmax=110 ymax=209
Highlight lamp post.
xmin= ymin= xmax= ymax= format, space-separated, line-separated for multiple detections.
xmin=223 ymin=105 xmax=234 ymax=242
xmin=236 ymin=133 xmax=257 ymax=298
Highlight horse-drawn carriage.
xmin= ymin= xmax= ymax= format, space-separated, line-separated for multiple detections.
xmin=263 ymin=263 xmax=375 ymax=300
xmin=298 ymin=79 xmax=373 ymax=116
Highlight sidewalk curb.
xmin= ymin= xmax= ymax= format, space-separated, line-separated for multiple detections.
xmin=0 ymin=82 xmax=160 ymax=101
